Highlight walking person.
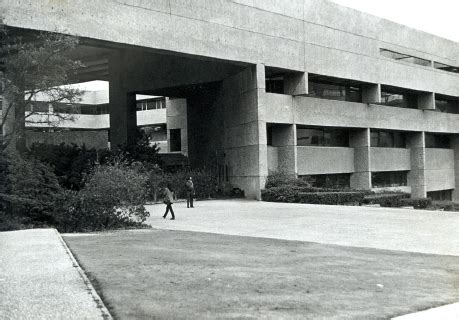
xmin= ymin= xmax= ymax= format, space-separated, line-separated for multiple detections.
xmin=162 ymin=184 xmax=175 ymax=220
xmin=185 ymin=177 xmax=195 ymax=208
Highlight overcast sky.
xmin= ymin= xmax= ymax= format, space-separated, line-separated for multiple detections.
xmin=331 ymin=0 xmax=459 ymax=42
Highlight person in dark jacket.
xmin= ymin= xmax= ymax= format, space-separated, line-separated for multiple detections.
xmin=185 ymin=177 xmax=195 ymax=208
xmin=162 ymin=184 xmax=175 ymax=220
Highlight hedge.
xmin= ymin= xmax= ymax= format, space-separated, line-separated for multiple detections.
xmin=261 ymin=187 xmax=365 ymax=205
xmin=362 ymin=193 xmax=410 ymax=207
xmin=400 ymin=197 xmax=432 ymax=209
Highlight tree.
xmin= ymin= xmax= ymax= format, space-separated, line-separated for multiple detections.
xmin=0 ymin=20 xmax=83 ymax=151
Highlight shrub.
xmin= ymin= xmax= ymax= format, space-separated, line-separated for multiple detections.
xmin=297 ymin=192 xmax=365 ymax=205
xmin=265 ymin=173 xmax=311 ymax=189
xmin=0 ymin=150 xmax=65 ymax=230
xmin=400 ymin=197 xmax=432 ymax=209
xmin=362 ymin=193 xmax=410 ymax=207
xmin=55 ymin=163 xmax=150 ymax=232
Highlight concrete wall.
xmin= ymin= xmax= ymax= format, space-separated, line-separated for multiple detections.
xmin=370 ymin=148 xmax=411 ymax=172
xmin=453 ymin=137 xmax=459 ymax=201
xmin=166 ymin=98 xmax=188 ymax=155
xmin=267 ymin=146 xmax=279 ymax=174
xmin=425 ymin=148 xmax=455 ymax=192
xmin=297 ymin=147 xmax=354 ymax=175
xmin=265 ymin=94 xmax=294 ymax=124
xmin=25 ymin=130 xmax=108 ymax=150
xmin=2 ymin=0 xmax=459 ymax=97
xmin=293 ymin=97 xmax=459 ymax=134
xmin=137 ymin=109 xmax=167 ymax=126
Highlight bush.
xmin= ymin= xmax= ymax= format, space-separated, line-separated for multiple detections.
xmin=362 ymin=193 xmax=410 ymax=207
xmin=0 ymin=150 xmax=65 ymax=230
xmin=147 ymin=167 xmax=218 ymax=201
xmin=400 ymin=197 xmax=432 ymax=209
xmin=261 ymin=187 xmax=364 ymax=205
xmin=265 ymin=173 xmax=311 ymax=189
xmin=55 ymin=163 xmax=150 ymax=232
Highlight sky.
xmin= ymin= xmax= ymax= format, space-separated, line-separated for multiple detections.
xmin=331 ymin=0 xmax=459 ymax=42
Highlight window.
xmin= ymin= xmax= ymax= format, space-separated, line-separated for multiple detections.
xmin=427 ymin=190 xmax=452 ymax=201
xmin=425 ymin=134 xmax=450 ymax=149
xmin=434 ymin=62 xmax=459 ymax=74
xmin=266 ymin=76 xmax=284 ymax=94
xmin=381 ymin=88 xmax=417 ymax=109
xmin=302 ymin=174 xmax=350 ymax=188
xmin=308 ymin=80 xmax=362 ymax=103
xmin=372 ymin=171 xmax=408 ymax=188
xmin=297 ymin=127 xmax=349 ymax=147
xmin=380 ymin=49 xmax=431 ymax=67
xmin=266 ymin=124 xmax=273 ymax=146
xmin=435 ymin=97 xmax=459 ymax=114
xmin=169 ymin=129 xmax=181 ymax=152
xmin=371 ymin=130 xmax=406 ymax=148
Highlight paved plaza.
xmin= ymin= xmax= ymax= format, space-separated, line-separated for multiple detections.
xmin=147 ymin=199 xmax=459 ymax=256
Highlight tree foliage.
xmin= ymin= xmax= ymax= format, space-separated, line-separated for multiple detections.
xmin=0 ymin=20 xmax=83 ymax=149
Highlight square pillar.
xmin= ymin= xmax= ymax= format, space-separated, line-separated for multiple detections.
xmin=109 ymin=51 xmax=137 ymax=149
xmin=222 ymin=63 xmax=267 ymax=199
xmin=272 ymin=124 xmax=297 ymax=177
xmin=452 ymin=136 xmax=459 ymax=201
xmin=350 ymin=128 xmax=371 ymax=189
xmin=166 ymin=98 xmax=188 ymax=156
xmin=362 ymin=84 xmax=381 ymax=104
xmin=284 ymin=72 xmax=308 ymax=96
xmin=407 ymin=132 xmax=427 ymax=198
xmin=418 ymin=92 xmax=435 ymax=110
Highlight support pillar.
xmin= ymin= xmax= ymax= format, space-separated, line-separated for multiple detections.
xmin=407 ymin=132 xmax=427 ymax=198
xmin=166 ymin=98 xmax=188 ymax=155
xmin=418 ymin=92 xmax=435 ymax=110
xmin=350 ymin=128 xmax=371 ymax=189
xmin=109 ymin=51 xmax=137 ymax=149
xmin=284 ymin=72 xmax=308 ymax=96
xmin=362 ymin=83 xmax=381 ymax=104
xmin=452 ymin=136 xmax=459 ymax=201
xmin=272 ymin=124 xmax=297 ymax=177
xmin=222 ymin=63 xmax=267 ymax=199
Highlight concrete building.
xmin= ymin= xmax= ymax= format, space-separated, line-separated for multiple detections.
xmin=1 ymin=0 xmax=458 ymax=200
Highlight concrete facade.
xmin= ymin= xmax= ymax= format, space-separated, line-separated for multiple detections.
xmin=2 ymin=0 xmax=458 ymax=199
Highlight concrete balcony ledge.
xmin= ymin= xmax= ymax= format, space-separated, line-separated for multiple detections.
xmin=292 ymin=96 xmax=459 ymax=133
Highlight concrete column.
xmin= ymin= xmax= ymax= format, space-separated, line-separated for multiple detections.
xmin=166 ymin=98 xmax=188 ymax=155
xmin=272 ymin=124 xmax=297 ymax=177
xmin=350 ymin=128 xmax=371 ymax=189
xmin=109 ymin=51 xmax=137 ymax=149
xmin=222 ymin=63 xmax=267 ymax=199
xmin=452 ymin=136 xmax=459 ymax=201
xmin=418 ymin=92 xmax=435 ymax=110
xmin=407 ymin=132 xmax=427 ymax=198
xmin=284 ymin=72 xmax=308 ymax=96
xmin=362 ymin=83 xmax=381 ymax=104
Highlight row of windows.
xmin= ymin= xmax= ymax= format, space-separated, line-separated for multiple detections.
xmin=300 ymin=171 xmax=408 ymax=189
xmin=136 ymin=99 xmax=166 ymax=111
xmin=380 ymin=48 xmax=459 ymax=75
xmin=269 ymin=126 xmax=452 ymax=149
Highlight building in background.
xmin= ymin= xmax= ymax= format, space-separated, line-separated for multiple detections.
xmin=1 ymin=0 xmax=458 ymax=200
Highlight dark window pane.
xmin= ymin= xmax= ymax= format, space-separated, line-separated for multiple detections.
xmin=170 ymin=129 xmax=181 ymax=152
xmin=297 ymin=127 xmax=349 ymax=147
xmin=425 ymin=134 xmax=450 ymax=148
xmin=302 ymin=174 xmax=350 ymax=188
xmin=371 ymin=171 xmax=408 ymax=188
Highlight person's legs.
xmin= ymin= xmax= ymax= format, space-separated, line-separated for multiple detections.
xmin=186 ymin=192 xmax=190 ymax=208
xmin=170 ymin=204 xmax=175 ymax=220
xmin=163 ymin=204 xmax=170 ymax=218
xmin=190 ymin=194 xmax=194 ymax=208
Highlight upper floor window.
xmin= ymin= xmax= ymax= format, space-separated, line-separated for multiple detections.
xmin=380 ymin=49 xmax=431 ymax=67
xmin=371 ymin=130 xmax=406 ymax=148
xmin=435 ymin=95 xmax=459 ymax=114
xmin=308 ymin=80 xmax=362 ymax=103
xmin=380 ymin=87 xmax=417 ymax=109
xmin=297 ymin=126 xmax=349 ymax=147
xmin=434 ymin=61 xmax=459 ymax=74
xmin=425 ymin=134 xmax=450 ymax=149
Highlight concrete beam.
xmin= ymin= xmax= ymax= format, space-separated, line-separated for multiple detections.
xmin=350 ymin=128 xmax=371 ymax=189
xmin=418 ymin=92 xmax=435 ymax=110
xmin=108 ymin=51 xmax=137 ymax=148
xmin=362 ymin=83 xmax=381 ymax=104
xmin=452 ymin=136 xmax=459 ymax=201
xmin=284 ymin=72 xmax=308 ymax=96
xmin=407 ymin=132 xmax=427 ymax=198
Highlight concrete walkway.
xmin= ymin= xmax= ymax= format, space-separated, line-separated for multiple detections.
xmin=0 ymin=229 xmax=110 ymax=320
xmin=147 ymin=199 xmax=459 ymax=256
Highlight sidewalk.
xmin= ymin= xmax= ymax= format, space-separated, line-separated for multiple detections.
xmin=0 ymin=229 xmax=110 ymax=319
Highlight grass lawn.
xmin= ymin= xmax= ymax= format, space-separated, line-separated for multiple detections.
xmin=64 ymin=229 xmax=459 ymax=320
